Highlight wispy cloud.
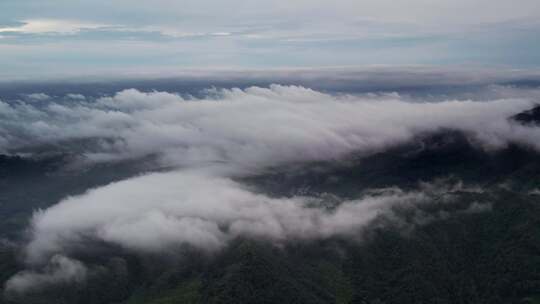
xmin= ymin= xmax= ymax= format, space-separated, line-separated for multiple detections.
xmin=0 ymin=19 xmax=109 ymax=35
xmin=5 ymin=255 xmax=87 ymax=294
xmin=0 ymin=19 xmax=238 ymax=39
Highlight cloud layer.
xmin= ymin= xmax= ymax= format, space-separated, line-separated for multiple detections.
xmin=1 ymin=85 xmax=538 ymax=167
xmin=3 ymin=84 xmax=540 ymax=292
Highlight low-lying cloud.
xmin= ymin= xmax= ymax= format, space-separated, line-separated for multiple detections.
xmin=0 ymin=85 xmax=538 ymax=168
xmin=5 ymin=255 xmax=87 ymax=294
xmin=3 ymin=84 xmax=540 ymax=292
xmin=25 ymin=170 xmax=429 ymax=263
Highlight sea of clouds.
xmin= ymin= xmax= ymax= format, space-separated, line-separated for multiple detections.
xmin=2 ymin=84 xmax=540 ymax=293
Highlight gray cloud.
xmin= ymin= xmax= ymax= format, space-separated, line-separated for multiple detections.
xmin=5 ymin=255 xmax=87 ymax=294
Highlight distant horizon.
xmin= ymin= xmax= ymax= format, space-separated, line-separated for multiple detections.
xmin=2 ymin=65 xmax=540 ymax=84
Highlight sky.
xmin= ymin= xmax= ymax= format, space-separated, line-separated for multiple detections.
xmin=1 ymin=0 xmax=540 ymax=79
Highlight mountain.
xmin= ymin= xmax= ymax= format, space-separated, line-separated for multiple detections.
xmin=2 ymin=106 xmax=540 ymax=304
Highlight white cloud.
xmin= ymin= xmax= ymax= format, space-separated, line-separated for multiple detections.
xmin=0 ymin=84 xmax=535 ymax=259
xmin=0 ymin=19 xmax=108 ymax=35
xmin=1 ymin=85 xmax=538 ymax=163
xmin=23 ymin=93 xmax=50 ymax=101
xmin=24 ymin=169 xmax=426 ymax=263
xmin=0 ymin=19 xmax=236 ymax=40
xmin=211 ymin=32 xmax=231 ymax=36
xmin=4 ymin=84 xmax=539 ymax=290
xmin=65 ymin=93 xmax=86 ymax=100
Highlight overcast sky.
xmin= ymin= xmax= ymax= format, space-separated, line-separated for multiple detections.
xmin=1 ymin=0 xmax=540 ymax=79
